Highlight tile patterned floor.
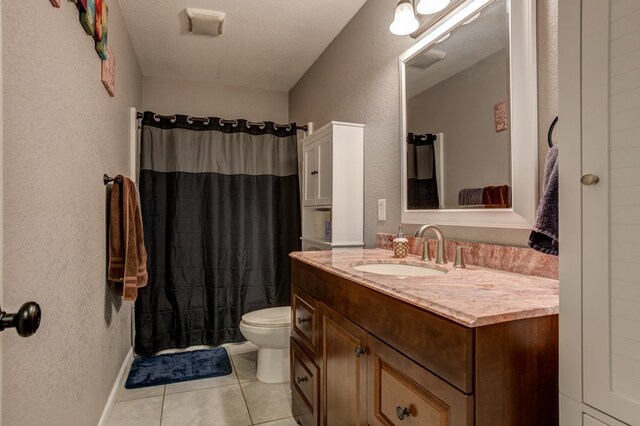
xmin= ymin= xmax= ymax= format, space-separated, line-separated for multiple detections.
xmin=107 ymin=342 xmax=297 ymax=426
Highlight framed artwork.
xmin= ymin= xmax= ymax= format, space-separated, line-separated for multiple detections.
xmin=101 ymin=46 xmax=116 ymax=97
xmin=494 ymin=101 xmax=508 ymax=132
xmin=80 ymin=0 xmax=95 ymax=36
xmin=49 ymin=0 xmax=61 ymax=7
xmin=95 ymin=1 xmax=108 ymax=59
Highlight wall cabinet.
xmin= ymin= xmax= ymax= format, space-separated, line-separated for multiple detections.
xmin=291 ymin=259 xmax=558 ymax=426
xmin=560 ymin=0 xmax=640 ymax=424
xmin=300 ymin=121 xmax=364 ymax=251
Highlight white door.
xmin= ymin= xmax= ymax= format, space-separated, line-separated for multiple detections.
xmin=302 ymin=140 xmax=318 ymax=206
xmin=0 ymin=2 xmax=4 ymax=421
xmin=581 ymin=0 xmax=640 ymax=424
xmin=316 ymin=134 xmax=332 ymax=206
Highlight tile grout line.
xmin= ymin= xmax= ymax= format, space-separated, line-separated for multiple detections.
xmin=230 ymin=351 xmax=256 ymax=425
xmin=158 ymin=385 xmax=166 ymax=426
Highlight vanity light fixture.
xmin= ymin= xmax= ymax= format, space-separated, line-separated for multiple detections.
xmin=389 ymin=0 xmax=420 ymax=36
xmin=416 ymin=0 xmax=451 ymax=15
xmin=462 ymin=12 xmax=481 ymax=24
xmin=435 ymin=32 xmax=450 ymax=43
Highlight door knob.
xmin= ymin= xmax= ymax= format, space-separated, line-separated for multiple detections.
xmin=354 ymin=347 xmax=366 ymax=357
xmin=0 ymin=302 xmax=41 ymax=337
xmin=581 ymin=173 xmax=600 ymax=186
xmin=396 ymin=406 xmax=411 ymax=420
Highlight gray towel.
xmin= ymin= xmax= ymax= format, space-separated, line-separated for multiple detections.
xmin=528 ymin=146 xmax=558 ymax=255
xmin=458 ymin=188 xmax=483 ymax=205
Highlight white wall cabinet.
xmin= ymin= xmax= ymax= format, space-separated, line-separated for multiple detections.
xmin=300 ymin=121 xmax=364 ymax=250
xmin=560 ymin=0 xmax=640 ymax=425
xmin=303 ymin=134 xmax=332 ymax=206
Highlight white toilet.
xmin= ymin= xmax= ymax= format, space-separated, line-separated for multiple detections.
xmin=239 ymin=306 xmax=291 ymax=384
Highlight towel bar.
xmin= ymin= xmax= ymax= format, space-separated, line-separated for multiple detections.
xmin=103 ymin=174 xmax=122 ymax=185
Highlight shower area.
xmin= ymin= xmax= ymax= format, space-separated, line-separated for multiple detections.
xmin=132 ymin=111 xmax=303 ymax=356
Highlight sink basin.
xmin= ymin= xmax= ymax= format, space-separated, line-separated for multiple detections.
xmin=352 ymin=263 xmax=446 ymax=277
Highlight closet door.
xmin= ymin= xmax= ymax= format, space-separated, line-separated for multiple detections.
xmin=303 ymin=141 xmax=318 ymax=206
xmin=316 ymin=134 xmax=332 ymax=206
xmin=582 ymin=0 xmax=640 ymax=423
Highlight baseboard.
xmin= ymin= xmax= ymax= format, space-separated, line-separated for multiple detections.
xmin=97 ymin=346 xmax=134 ymax=426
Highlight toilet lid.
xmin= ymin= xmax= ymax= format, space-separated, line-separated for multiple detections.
xmin=242 ymin=306 xmax=291 ymax=327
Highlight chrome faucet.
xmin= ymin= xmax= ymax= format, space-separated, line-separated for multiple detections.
xmin=414 ymin=224 xmax=447 ymax=264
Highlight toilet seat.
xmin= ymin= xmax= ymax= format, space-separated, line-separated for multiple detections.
xmin=241 ymin=306 xmax=290 ymax=328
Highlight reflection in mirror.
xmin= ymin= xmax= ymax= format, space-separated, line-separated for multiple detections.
xmin=405 ymin=0 xmax=511 ymax=210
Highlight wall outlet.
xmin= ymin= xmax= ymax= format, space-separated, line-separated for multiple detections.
xmin=378 ymin=199 xmax=386 ymax=221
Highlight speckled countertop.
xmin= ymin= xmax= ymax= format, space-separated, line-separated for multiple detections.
xmin=290 ymin=248 xmax=559 ymax=328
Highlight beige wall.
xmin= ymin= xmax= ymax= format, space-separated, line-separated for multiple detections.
xmin=407 ymin=50 xmax=510 ymax=207
xmin=289 ymin=0 xmax=558 ymax=247
xmin=2 ymin=0 xmax=142 ymax=424
xmin=143 ymin=77 xmax=289 ymax=123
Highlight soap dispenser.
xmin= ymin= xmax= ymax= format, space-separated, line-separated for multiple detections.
xmin=393 ymin=226 xmax=409 ymax=258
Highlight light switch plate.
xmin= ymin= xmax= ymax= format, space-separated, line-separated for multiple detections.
xmin=378 ymin=199 xmax=386 ymax=221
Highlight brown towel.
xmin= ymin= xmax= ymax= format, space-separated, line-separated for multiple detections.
xmin=482 ymin=185 xmax=511 ymax=208
xmin=107 ymin=175 xmax=148 ymax=301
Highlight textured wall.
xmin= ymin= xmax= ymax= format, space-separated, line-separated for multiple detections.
xmin=2 ymin=1 xmax=142 ymax=424
xmin=143 ymin=77 xmax=289 ymax=123
xmin=408 ymin=50 xmax=510 ymax=207
xmin=289 ymin=0 xmax=558 ymax=247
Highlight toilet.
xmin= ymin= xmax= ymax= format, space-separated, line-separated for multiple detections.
xmin=239 ymin=306 xmax=291 ymax=384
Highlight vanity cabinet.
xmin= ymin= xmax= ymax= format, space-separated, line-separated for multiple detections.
xmin=300 ymin=121 xmax=364 ymax=251
xmin=290 ymin=258 xmax=558 ymax=426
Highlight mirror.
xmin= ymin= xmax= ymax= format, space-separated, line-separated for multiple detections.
xmin=400 ymin=0 xmax=538 ymax=228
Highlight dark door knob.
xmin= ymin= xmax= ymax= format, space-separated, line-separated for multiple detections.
xmin=0 ymin=302 xmax=41 ymax=337
xmin=354 ymin=347 xmax=366 ymax=357
xmin=396 ymin=406 xmax=411 ymax=420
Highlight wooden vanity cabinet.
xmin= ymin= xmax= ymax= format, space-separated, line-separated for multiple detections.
xmin=290 ymin=259 xmax=558 ymax=426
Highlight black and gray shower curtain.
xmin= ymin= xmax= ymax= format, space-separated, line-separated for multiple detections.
xmin=407 ymin=133 xmax=439 ymax=209
xmin=134 ymin=112 xmax=301 ymax=356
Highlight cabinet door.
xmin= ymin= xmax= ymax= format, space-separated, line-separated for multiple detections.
xmin=581 ymin=0 xmax=640 ymax=423
xmin=316 ymin=135 xmax=332 ymax=206
xmin=367 ymin=335 xmax=473 ymax=426
xmin=321 ymin=304 xmax=367 ymax=426
xmin=303 ymin=141 xmax=318 ymax=206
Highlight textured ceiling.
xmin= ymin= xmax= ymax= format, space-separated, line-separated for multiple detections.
xmin=119 ymin=0 xmax=368 ymax=92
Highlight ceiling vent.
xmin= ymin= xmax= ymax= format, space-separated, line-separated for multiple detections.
xmin=186 ymin=8 xmax=225 ymax=37
xmin=409 ymin=49 xmax=447 ymax=70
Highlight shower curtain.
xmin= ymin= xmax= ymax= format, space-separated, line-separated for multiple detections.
xmin=134 ymin=112 xmax=301 ymax=356
xmin=407 ymin=133 xmax=440 ymax=209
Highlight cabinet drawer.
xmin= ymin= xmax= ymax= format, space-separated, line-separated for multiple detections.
xmin=291 ymin=338 xmax=319 ymax=426
xmin=292 ymin=285 xmax=318 ymax=358
xmin=368 ymin=336 xmax=473 ymax=426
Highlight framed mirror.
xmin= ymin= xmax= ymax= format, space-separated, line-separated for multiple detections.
xmin=400 ymin=0 xmax=538 ymax=228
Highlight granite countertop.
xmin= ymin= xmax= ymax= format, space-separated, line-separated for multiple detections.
xmin=290 ymin=248 xmax=559 ymax=328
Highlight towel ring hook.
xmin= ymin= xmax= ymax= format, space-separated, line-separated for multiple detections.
xmin=548 ymin=116 xmax=558 ymax=148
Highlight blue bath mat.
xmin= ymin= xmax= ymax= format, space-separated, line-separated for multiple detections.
xmin=125 ymin=348 xmax=232 ymax=389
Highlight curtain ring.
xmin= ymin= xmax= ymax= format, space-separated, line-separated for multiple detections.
xmin=187 ymin=116 xmax=210 ymax=125
xmin=246 ymin=121 xmax=266 ymax=130
xmin=274 ymin=123 xmax=292 ymax=131
xmin=219 ymin=119 xmax=238 ymax=127
xmin=153 ymin=114 xmax=177 ymax=123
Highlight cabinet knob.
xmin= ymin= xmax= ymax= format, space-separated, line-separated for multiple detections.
xmin=396 ymin=406 xmax=411 ymax=420
xmin=581 ymin=173 xmax=600 ymax=186
xmin=354 ymin=347 xmax=366 ymax=357
xmin=295 ymin=420 xmax=302 ymax=425
xmin=297 ymin=316 xmax=311 ymax=325
xmin=296 ymin=376 xmax=308 ymax=384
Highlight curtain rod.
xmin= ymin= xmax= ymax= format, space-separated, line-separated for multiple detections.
xmin=136 ymin=112 xmax=308 ymax=132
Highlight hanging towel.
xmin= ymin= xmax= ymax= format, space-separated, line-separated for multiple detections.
xmin=415 ymin=144 xmax=435 ymax=180
xmin=528 ymin=146 xmax=559 ymax=255
xmin=108 ymin=175 xmax=148 ymax=301
xmin=481 ymin=185 xmax=511 ymax=208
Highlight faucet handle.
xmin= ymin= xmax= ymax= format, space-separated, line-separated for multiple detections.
xmin=453 ymin=246 xmax=472 ymax=268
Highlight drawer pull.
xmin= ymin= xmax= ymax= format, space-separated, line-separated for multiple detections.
xmin=396 ymin=406 xmax=411 ymax=420
xmin=297 ymin=316 xmax=312 ymax=324
xmin=296 ymin=376 xmax=308 ymax=384
xmin=354 ymin=347 xmax=366 ymax=357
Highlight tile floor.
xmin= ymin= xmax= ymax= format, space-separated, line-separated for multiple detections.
xmin=106 ymin=342 xmax=297 ymax=426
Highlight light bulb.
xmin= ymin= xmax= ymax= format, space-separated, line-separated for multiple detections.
xmin=389 ymin=0 xmax=419 ymax=36
xmin=416 ymin=0 xmax=451 ymax=15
